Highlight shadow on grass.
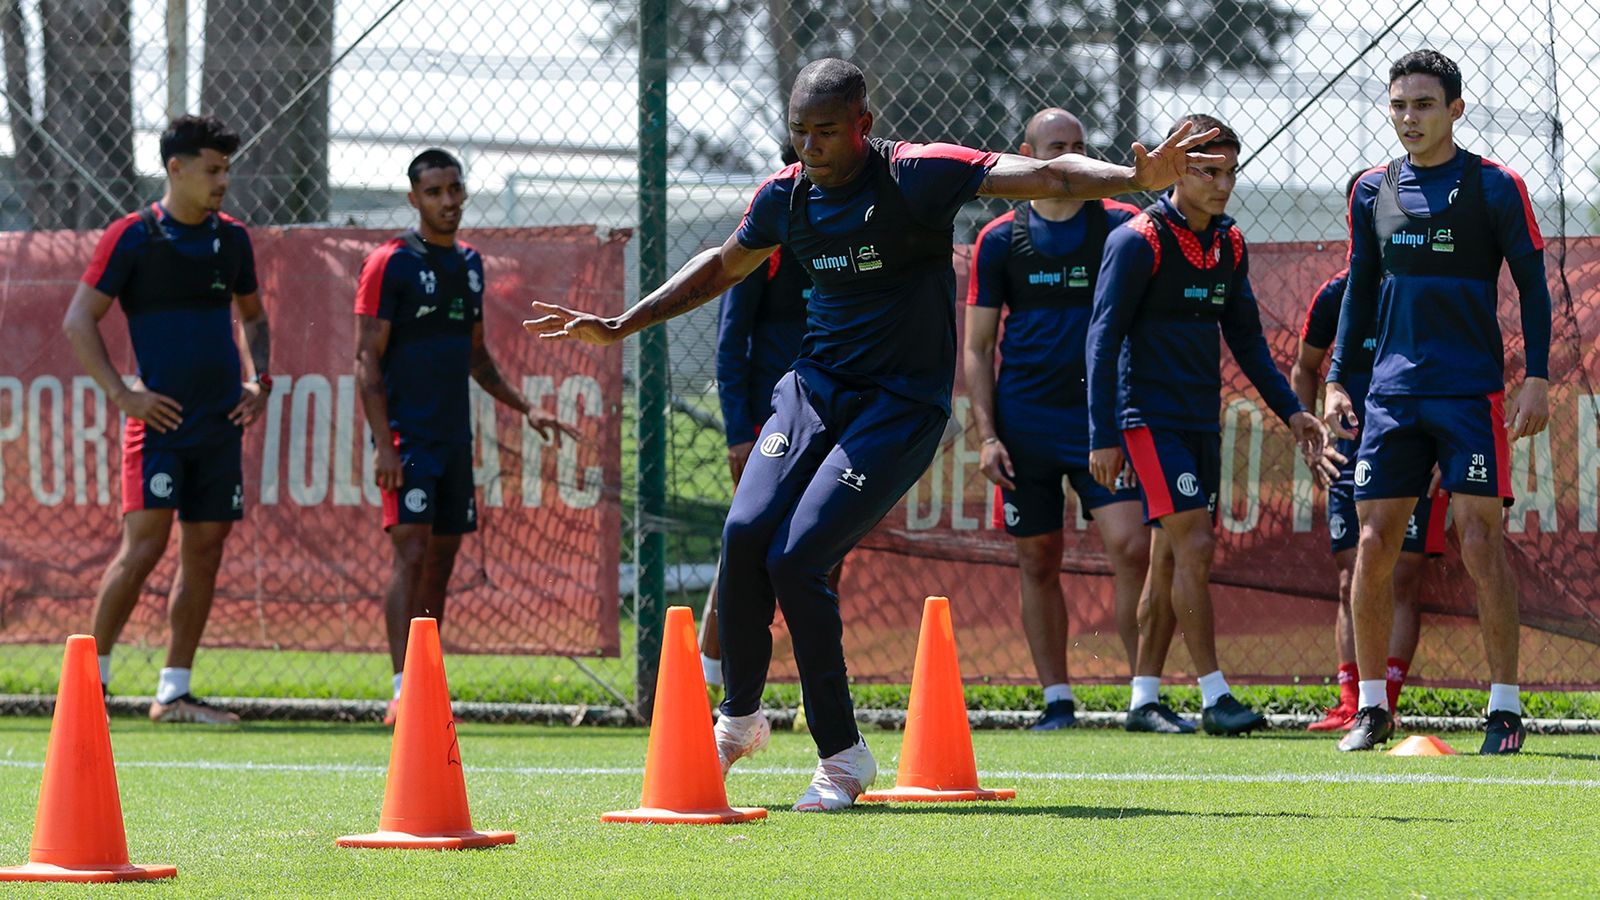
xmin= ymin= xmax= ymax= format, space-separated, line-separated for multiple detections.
xmin=802 ymin=804 xmax=1457 ymax=824
xmin=1523 ymin=750 xmax=1600 ymax=762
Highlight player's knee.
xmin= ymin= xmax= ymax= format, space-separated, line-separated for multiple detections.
xmin=390 ymin=534 xmax=429 ymax=572
xmin=1170 ymin=526 xmax=1214 ymax=564
xmin=1014 ymin=539 xmax=1060 ymax=582
xmin=1105 ymin=532 xmax=1149 ymax=574
xmin=720 ymin=511 xmax=767 ymax=562
xmin=118 ymin=534 xmax=170 ymax=573
xmin=764 ymin=543 xmax=822 ymax=589
xmin=1356 ymin=523 xmax=1401 ymax=561
xmin=1456 ymin=522 xmax=1505 ymax=578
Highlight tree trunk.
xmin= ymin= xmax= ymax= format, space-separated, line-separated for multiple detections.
xmin=1113 ymin=0 xmax=1141 ymax=160
xmin=39 ymin=0 xmax=137 ymax=229
xmin=201 ymin=0 xmax=332 ymax=224
xmin=1 ymin=0 xmax=53 ymax=228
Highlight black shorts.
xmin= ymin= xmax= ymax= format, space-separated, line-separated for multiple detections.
xmin=121 ymin=421 xmax=243 ymax=522
xmin=991 ymin=443 xmax=1141 ymax=538
xmin=381 ymin=437 xmax=477 ymax=535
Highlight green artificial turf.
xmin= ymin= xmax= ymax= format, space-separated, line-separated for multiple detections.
xmin=0 ymin=717 xmax=1596 ymax=897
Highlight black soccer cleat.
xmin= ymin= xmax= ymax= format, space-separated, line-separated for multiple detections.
xmin=1201 ymin=694 xmax=1267 ymax=736
xmin=1480 ymin=710 xmax=1527 ymax=755
xmin=1337 ymin=705 xmax=1394 ymax=751
xmin=1125 ymin=701 xmax=1197 ymax=734
xmin=1030 ymin=699 xmax=1077 ymax=731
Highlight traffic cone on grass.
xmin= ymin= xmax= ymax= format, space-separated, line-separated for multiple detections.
xmin=860 ymin=596 xmax=1016 ymax=803
xmin=337 ymin=618 xmax=514 ymax=849
xmin=602 ymin=606 xmax=766 ymax=824
xmin=0 ymin=634 xmax=176 ymax=883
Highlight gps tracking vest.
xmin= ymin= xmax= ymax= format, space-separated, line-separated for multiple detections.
xmin=1374 ymin=151 xmax=1498 ymax=282
xmin=1003 ymin=201 xmax=1111 ymax=309
xmin=120 ymin=204 xmax=244 ymax=315
xmin=1137 ymin=204 xmax=1240 ymax=324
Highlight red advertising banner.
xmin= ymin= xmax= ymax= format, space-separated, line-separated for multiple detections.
xmin=0 ymin=226 xmax=625 ymax=658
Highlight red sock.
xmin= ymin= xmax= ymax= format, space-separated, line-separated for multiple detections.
xmin=1337 ymin=662 xmax=1359 ymax=709
xmin=1386 ymin=657 xmax=1410 ymax=712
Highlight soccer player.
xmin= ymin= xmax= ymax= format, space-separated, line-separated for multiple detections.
xmin=1292 ymin=195 xmax=1449 ymax=730
xmin=964 ymin=107 xmax=1165 ymax=731
xmin=62 ymin=115 xmax=268 ymax=724
xmin=1086 ymin=114 xmax=1324 ymax=737
xmin=355 ymin=149 xmax=575 ymax=725
xmin=700 ymin=144 xmax=818 ymax=692
xmin=525 ymin=58 xmax=1221 ymax=810
xmin=1325 ymin=51 xmax=1550 ymax=753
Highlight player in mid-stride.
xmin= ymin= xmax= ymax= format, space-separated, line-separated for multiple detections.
xmin=525 ymin=58 xmax=1224 ymax=810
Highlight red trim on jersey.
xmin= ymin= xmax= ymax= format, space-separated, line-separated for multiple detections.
xmin=742 ymin=163 xmax=803 ymax=219
xmin=120 ymin=418 xmax=146 ymax=515
xmin=1122 ymin=426 xmax=1173 ymax=520
xmin=1480 ymin=158 xmax=1546 ymax=252
xmin=966 ymin=209 xmax=1016 ymax=306
xmin=1423 ymin=488 xmax=1450 ymax=556
xmin=888 ymin=141 xmax=1001 ymax=167
xmin=1488 ymin=391 xmax=1514 ymax=501
xmin=82 ymin=213 xmax=141 ymax=289
xmin=1126 ymin=213 xmax=1161 ymax=273
xmin=1103 ymin=199 xmax=1141 ymax=216
xmin=1160 ymin=212 xmax=1228 ymax=270
xmin=766 ymin=246 xmax=783 ymax=280
xmin=1346 ymin=166 xmax=1386 ymax=266
xmin=1301 ymin=269 xmax=1349 ymax=340
xmin=355 ymin=239 xmax=405 ymax=317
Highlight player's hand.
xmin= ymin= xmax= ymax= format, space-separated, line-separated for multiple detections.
xmin=114 ymin=388 xmax=183 ymax=433
xmin=372 ymin=442 xmax=403 ymax=493
xmin=523 ymin=301 xmax=622 ymax=345
xmin=229 ymin=381 xmax=268 ymax=427
xmin=979 ymin=439 xmax=1016 ymax=491
xmin=1129 ymin=120 xmax=1227 ymax=193
xmin=1314 ymin=442 xmax=1347 ymax=487
xmin=1427 ymin=464 xmax=1443 ymax=498
xmin=526 ymin=408 xmax=580 ymax=447
xmin=727 ymin=441 xmax=754 ymax=485
xmin=1323 ymin=383 xmax=1358 ymax=440
xmin=1290 ymin=411 xmax=1327 ymax=471
xmin=1089 ymin=446 xmax=1126 ymax=490
xmin=1508 ymin=376 xmax=1549 ymax=440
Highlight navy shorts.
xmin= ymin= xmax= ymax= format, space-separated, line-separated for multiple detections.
xmin=1121 ymin=426 xmax=1219 ymax=525
xmin=1355 ymin=392 xmax=1512 ymax=507
xmin=121 ymin=420 xmax=243 ymax=521
xmin=991 ymin=441 xmax=1141 ymax=538
xmin=1327 ymin=441 xmax=1449 ymax=556
xmin=382 ymin=436 xmax=477 ymax=534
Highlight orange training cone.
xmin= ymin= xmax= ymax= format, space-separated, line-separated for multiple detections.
xmin=0 ymin=634 xmax=175 ymax=883
xmin=1387 ymin=735 xmax=1458 ymax=757
xmin=602 ymin=606 xmax=766 ymax=824
xmin=860 ymin=597 xmax=1016 ymax=803
xmin=337 ymin=618 xmax=514 ymax=849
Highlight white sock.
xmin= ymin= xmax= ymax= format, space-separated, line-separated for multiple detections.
xmin=1130 ymin=676 xmax=1160 ymax=710
xmin=156 ymin=667 xmax=191 ymax=705
xmin=1198 ymin=670 xmax=1230 ymax=708
xmin=1358 ymin=679 xmax=1388 ymax=711
xmin=1488 ymin=683 xmax=1522 ymax=715
xmin=98 ymin=654 xmax=112 ymax=688
xmin=391 ymin=672 xmax=404 ymax=700
xmin=1043 ymin=683 xmax=1075 ymax=705
xmin=701 ymin=653 xmax=723 ymax=687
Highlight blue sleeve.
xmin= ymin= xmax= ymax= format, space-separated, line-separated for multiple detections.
xmin=231 ymin=225 xmax=259 ymax=295
xmin=1484 ymin=164 xmax=1552 ymax=380
xmin=716 ymin=264 xmax=766 ymax=444
xmin=1221 ymin=249 xmax=1304 ymax=426
xmin=891 ymin=143 xmax=1000 ymax=228
xmin=966 ymin=217 xmax=1012 ymax=309
xmin=1300 ymin=275 xmax=1345 ymax=349
xmin=1507 ymin=251 xmax=1551 ymax=379
xmin=1330 ymin=176 xmax=1381 ymax=384
xmin=1087 ymin=226 xmax=1154 ymax=449
xmin=735 ymin=177 xmax=789 ymax=250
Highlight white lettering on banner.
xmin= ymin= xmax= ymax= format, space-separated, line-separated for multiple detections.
xmin=259 ymin=375 xmax=292 ymax=505
xmin=27 ymin=376 xmax=65 ymax=506
xmin=558 ymin=376 xmax=603 ymax=509
xmin=1291 ymin=447 xmax=1314 ymax=533
xmin=470 ymin=382 xmax=502 ymax=508
xmin=1579 ymin=394 xmax=1599 ymax=533
xmin=288 ymin=375 xmax=332 ymax=506
xmin=0 ymin=376 xmax=22 ymax=503
xmin=521 ymin=376 xmax=555 ymax=508
xmin=70 ymin=377 xmax=109 ymax=506
xmin=949 ymin=398 xmax=979 ymax=530
xmin=331 ymin=376 xmax=363 ymax=506
xmin=1508 ymin=427 xmax=1556 ymax=534
xmin=905 ymin=444 xmax=943 ymax=530
xmin=1219 ymin=397 xmax=1263 ymax=534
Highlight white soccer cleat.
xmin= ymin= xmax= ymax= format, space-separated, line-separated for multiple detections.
xmin=793 ymin=736 xmax=876 ymax=812
xmin=714 ymin=709 xmax=770 ymax=776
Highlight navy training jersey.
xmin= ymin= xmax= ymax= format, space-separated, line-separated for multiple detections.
xmin=82 ymin=202 xmax=258 ymax=449
xmin=355 ymin=230 xmax=485 ymax=444
xmin=1086 ymin=195 xmax=1303 ymax=450
xmin=716 ymin=246 xmax=813 ymax=444
xmin=1330 ymin=148 xmax=1551 ymax=397
xmin=735 ymin=139 xmax=999 ymax=413
xmin=967 ymin=199 xmax=1138 ymax=459
xmin=1301 ymin=269 xmax=1374 ymax=405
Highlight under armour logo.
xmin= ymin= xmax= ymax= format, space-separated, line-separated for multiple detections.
xmin=838 ymin=468 xmax=866 ymax=491
xmin=1466 ymin=464 xmax=1489 ymax=483
xmin=419 ymin=270 xmax=437 ymax=294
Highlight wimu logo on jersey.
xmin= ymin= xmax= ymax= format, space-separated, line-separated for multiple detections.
xmin=810 ymin=253 xmax=851 ymax=272
xmin=1027 ymin=270 xmax=1062 ymax=287
xmin=1389 ymin=232 xmax=1428 ymax=248
xmin=1183 ymin=283 xmax=1227 ymax=305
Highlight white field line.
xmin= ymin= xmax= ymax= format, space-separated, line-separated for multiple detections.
xmin=0 ymin=758 xmax=1595 ymax=789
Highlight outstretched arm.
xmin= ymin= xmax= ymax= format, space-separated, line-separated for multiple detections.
xmin=524 ymin=233 xmax=775 ymax=345
xmin=978 ymin=120 xmax=1223 ymax=201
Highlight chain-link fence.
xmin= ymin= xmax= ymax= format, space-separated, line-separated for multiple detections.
xmin=1 ymin=0 xmax=1598 ymax=709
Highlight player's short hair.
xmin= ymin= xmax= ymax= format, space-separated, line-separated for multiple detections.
xmin=1166 ymin=114 xmax=1240 ymax=154
xmin=1389 ymin=49 xmax=1462 ymax=103
xmin=792 ymin=58 xmax=868 ymax=115
xmin=159 ymin=115 xmax=239 ymax=167
xmin=407 ymin=148 xmax=464 ymax=186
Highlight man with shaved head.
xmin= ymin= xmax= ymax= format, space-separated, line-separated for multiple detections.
xmin=526 ymin=58 xmax=1222 ymax=810
xmin=964 ymin=108 xmax=1163 ymax=731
